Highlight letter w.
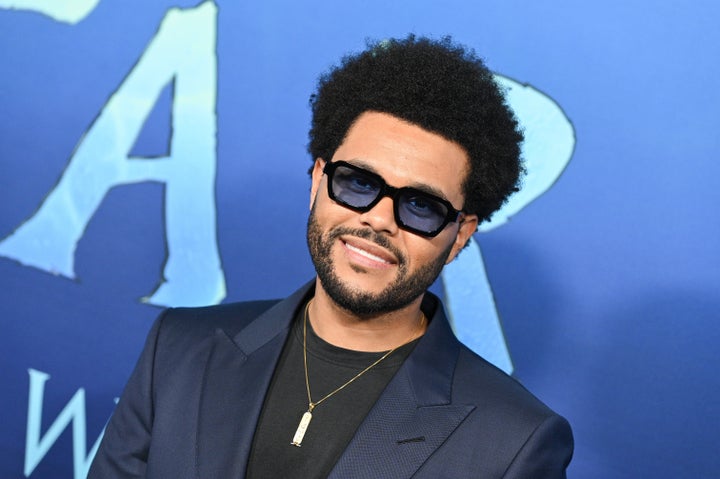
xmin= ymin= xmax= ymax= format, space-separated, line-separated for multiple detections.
xmin=24 ymin=369 xmax=104 ymax=479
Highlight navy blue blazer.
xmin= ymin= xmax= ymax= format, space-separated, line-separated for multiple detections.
xmin=89 ymin=282 xmax=573 ymax=478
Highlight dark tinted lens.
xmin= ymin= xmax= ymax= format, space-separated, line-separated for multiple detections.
xmin=331 ymin=165 xmax=382 ymax=208
xmin=325 ymin=161 xmax=459 ymax=237
xmin=397 ymin=190 xmax=448 ymax=233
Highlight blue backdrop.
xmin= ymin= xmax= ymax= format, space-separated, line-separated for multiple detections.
xmin=1 ymin=1 xmax=718 ymax=477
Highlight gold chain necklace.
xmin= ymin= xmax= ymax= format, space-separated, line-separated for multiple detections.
xmin=290 ymin=300 xmax=426 ymax=447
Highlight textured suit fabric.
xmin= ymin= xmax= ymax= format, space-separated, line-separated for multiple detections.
xmin=89 ymin=281 xmax=573 ymax=478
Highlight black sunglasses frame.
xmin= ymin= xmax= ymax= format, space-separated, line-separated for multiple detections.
xmin=323 ymin=160 xmax=463 ymax=237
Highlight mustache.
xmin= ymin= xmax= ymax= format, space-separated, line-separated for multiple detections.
xmin=327 ymin=226 xmax=406 ymax=265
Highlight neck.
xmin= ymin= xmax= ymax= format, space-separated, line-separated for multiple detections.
xmin=309 ymin=278 xmax=427 ymax=352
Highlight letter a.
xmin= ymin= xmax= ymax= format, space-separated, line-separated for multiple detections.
xmin=0 ymin=1 xmax=225 ymax=307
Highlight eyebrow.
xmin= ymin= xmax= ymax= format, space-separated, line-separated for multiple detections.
xmin=341 ymin=158 xmax=454 ymax=203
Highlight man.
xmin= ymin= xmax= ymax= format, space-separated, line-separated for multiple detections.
xmin=89 ymin=35 xmax=573 ymax=478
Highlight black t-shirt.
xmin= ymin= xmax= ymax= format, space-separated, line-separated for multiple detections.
xmin=246 ymin=302 xmax=418 ymax=479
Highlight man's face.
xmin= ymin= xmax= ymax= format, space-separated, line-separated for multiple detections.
xmin=307 ymin=111 xmax=479 ymax=316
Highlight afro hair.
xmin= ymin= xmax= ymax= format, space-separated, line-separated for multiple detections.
xmin=308 ymin=35 xmax=524 ymax=223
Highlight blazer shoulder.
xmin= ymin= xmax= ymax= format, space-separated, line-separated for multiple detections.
xmin=157 ymin=299 xmax=281 ymax=341
xmin=449 ymin=346 xmax=574 ymax=476
xmin=453 ymin=345 xmax=562 ymax=422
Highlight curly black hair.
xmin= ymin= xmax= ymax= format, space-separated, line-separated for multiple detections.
xmin=308 ymin=35 xmax=524 ymax=223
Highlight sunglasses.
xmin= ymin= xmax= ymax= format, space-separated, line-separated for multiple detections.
xmin=323 ymin=161 xmax=464 ymax=237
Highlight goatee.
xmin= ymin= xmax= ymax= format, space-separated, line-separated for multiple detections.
xmin=306 ymin=206 xmax=452 ymax=317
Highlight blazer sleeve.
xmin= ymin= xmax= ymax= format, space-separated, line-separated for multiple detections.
xmin=502 ymin=414 xmax=574 ymax=479
xmin=87 ymin=310 xmax=169 ymax=478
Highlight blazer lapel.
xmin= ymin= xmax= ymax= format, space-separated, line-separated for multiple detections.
xmin=329 ymin=295 xmax=474 ymax=479
xmin=193 ymin=285 xmax=469 ymax=478
xmin=196 ymin=284 xmax=313 ymax=478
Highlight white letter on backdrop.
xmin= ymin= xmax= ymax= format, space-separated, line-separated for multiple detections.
xmin=24 ymin=369 xmax=105 ymax=479
xmin=0 ymin=2 xmax=225 ymax=307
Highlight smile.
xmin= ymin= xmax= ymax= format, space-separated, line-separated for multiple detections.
xmin=345 ymin=242 xmax=390 ymax=263
xmin=340 ymin=237 xmax=398 ymax=268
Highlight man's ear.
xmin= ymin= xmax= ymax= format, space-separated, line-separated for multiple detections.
xmin=309 ymin=158 xmax=326 ymax=210
xmin=446 ymin=214 xmax=479 ymax=264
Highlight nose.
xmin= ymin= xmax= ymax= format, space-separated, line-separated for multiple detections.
xmin=358 ymin=196 xmax=399 ymax=235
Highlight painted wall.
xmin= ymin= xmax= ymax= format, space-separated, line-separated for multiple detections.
xmin=1 ymin=1 xmax=718 ymax=477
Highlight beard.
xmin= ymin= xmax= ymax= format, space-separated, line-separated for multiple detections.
xmin=306 ymin=206 xmax=453 ymax=317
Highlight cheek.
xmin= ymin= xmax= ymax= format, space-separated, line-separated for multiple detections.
xmin=404 ymin=233 xmax=454 ymax=267
xmin=312 ymin=193 xmax=354 ymax=229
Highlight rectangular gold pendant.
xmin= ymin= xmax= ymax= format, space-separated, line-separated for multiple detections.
xmin=291 ymin=411 xmax=313 ymax=447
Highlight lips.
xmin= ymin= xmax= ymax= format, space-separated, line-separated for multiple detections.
xmin=341 ymin=236 xmax=398 ymax=267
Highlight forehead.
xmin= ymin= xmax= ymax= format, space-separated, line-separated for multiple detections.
xmin=332 ymin=111 xmax=469 ymax=205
